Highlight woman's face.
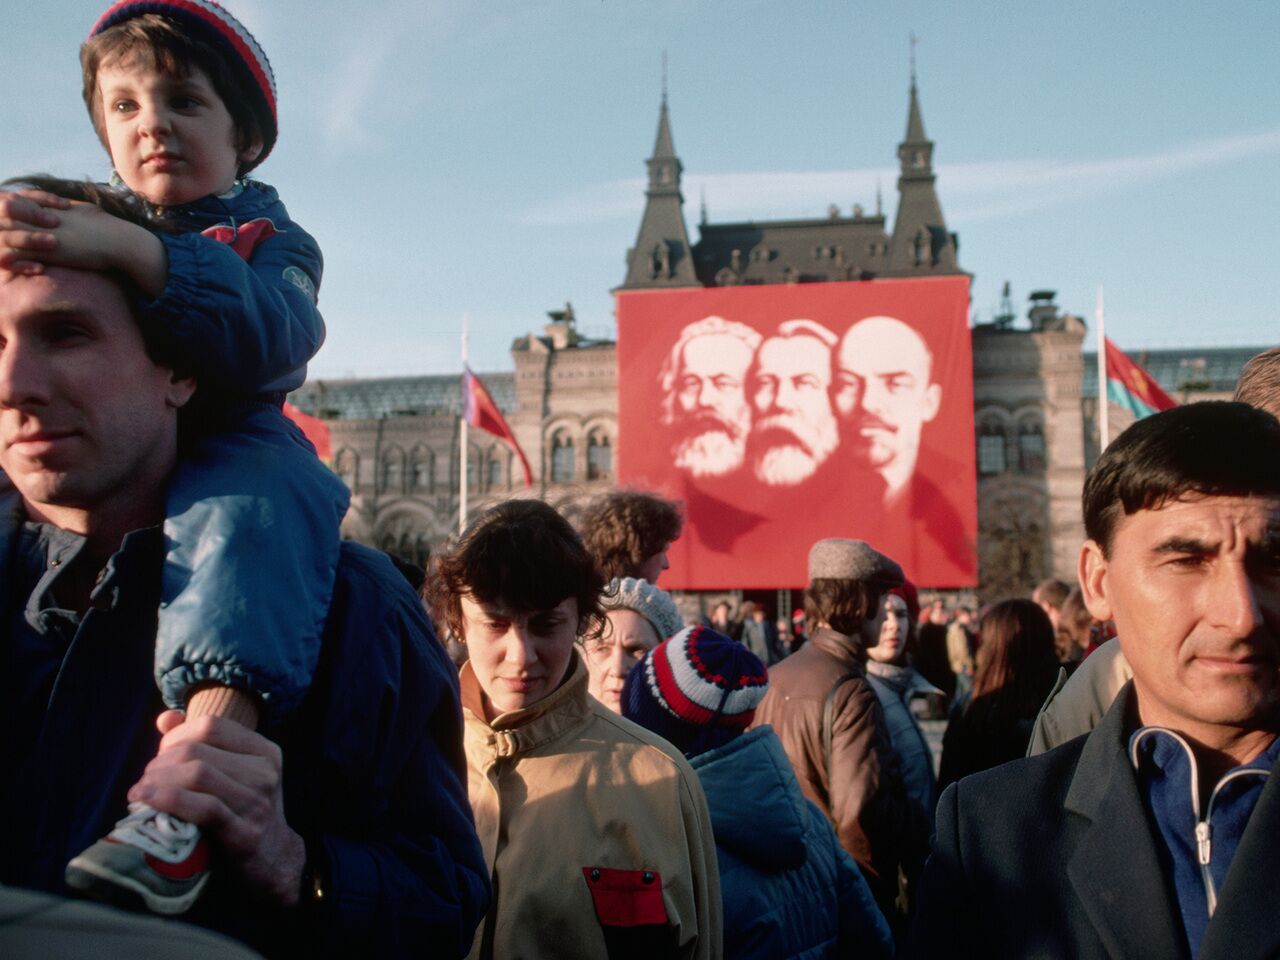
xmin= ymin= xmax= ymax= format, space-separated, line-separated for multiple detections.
xmin=583 ymin=608 xmax=661 ymax=713
xmin=460 ymin=594 xmax=579 ymax=721
xmin=863 ymin=593 xmax=910 ymax=664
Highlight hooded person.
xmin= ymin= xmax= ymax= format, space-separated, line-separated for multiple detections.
xmin=623 ymin=626 xmax=893 ymax=960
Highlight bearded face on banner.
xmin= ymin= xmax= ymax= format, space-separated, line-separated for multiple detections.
xmin=660 ymin=317 xmax=761 ymax=478
xmin=747 ymin=320 xmax=839 ymax=486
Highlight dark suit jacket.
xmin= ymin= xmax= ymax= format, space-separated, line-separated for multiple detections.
xmin=911 ymin=683 xmax=1280 ymax=959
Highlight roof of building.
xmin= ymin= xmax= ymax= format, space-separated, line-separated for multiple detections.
xmin=289 ymin=372 xmax=515 ymax=420
xmin=1082 ymin=346 xmax=1267 ymax=398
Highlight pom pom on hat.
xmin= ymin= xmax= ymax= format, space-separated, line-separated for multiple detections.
xmin=600 ymin=577 xmax=684 ymax=641
xmin=622 ymin=625 xmax=769 ymax=758
xmin=89 ymin=0 xmax=278 ymax=170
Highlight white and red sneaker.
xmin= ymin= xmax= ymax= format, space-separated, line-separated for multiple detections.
xmin=66 ymin=802 xmax=210 ymax=914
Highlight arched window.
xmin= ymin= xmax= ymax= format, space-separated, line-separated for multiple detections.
xmin=381 ymin=453 xmax=403 ymax=493
xmin=335 ymin=449 xmax=357 ymax=489
xmin=487 ymin=456 xmax=503 ymax=491
xmin=1018 ymin=421 xmax=1046 ymax=473
xmin=411 ymin=448 xmax=433 ymax=493
xmin=467 ymin=451 xmax=482 ymax=493
xmin=977 ymin=421 xmax=1007 ymax=476
xmin=550 ymin=433 xmax=575 ymax=483
xmin=587 ymin=432 xmax=612 ymax=481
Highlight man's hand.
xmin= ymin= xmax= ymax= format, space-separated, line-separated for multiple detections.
xmin=0 ymin=197 xmax=167 ymax=297
xmin=129 ymin=711 xmax=307 ymax=908
xmin=0 ymin=189 xmax=70 ymax=274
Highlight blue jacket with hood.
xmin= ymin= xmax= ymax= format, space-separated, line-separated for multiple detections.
xmin=690 ymin=726 xmax=894 ymax=960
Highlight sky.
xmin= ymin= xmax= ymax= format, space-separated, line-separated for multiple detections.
xmin=6 ymin=1 xmax=1279 ymax=378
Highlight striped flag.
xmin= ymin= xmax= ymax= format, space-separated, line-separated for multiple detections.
xmin=1104 ymin=338 xmax=1177 ymax=419
xmin=463 ymin=367 xmax=534 ymax=486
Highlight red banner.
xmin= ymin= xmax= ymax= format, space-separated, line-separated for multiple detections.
xmin=617 ymin=277 xmax=977 ymax=589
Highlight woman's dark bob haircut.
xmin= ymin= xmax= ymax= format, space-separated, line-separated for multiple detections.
xmin=427 ymin=499 xmax=606 ymax=641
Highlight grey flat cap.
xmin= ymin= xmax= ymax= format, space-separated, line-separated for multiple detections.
xmin=808 ymin=538 xmax=904 ymax=586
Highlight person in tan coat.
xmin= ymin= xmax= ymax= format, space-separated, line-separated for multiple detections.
xmin=426 ymin=500 xmax=721 ymax=960
xmin=752 ymin=538 xmax=926 ymax=933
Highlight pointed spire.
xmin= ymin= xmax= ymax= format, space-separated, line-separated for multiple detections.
xmin=653 ymin=95 xmax=677 ymax=160
xmin=622 ymin=86 xmax=697 ymax=288
xmin=699 ymin=186 xmax=708 ymax=226
xmin=905 ymin=78 xmax=927 ymax=143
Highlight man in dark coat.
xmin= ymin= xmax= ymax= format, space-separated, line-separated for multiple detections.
xmin=912 ymin=401 xmax=1280 ymax=960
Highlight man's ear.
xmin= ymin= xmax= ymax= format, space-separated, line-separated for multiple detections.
xmin=921 ymin=382 xmax=942 ymax=422
xmin=165 ymin=372 xmax=197 ymax=410
xmin=1078 ymin=539 xmax=1114 ymax=623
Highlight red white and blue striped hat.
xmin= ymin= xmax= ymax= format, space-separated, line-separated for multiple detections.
xmin=89 ymin=0 xmax=277 ymax=170
xmin=622 ymin=625 xmax=769 ymax=757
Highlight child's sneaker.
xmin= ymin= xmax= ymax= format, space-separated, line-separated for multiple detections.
xmin=65 ymin=802 xmax=210 ymax=914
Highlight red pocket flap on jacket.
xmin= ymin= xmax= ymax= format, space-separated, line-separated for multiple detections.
xmin=581 ymin=867 xmax=668 ymax=927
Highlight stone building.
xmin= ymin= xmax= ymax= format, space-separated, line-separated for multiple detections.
xmin=291 ymin=81 xmax=1264 ymax=600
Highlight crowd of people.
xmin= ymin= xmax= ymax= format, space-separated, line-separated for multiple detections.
xmin=2 ymin=2 xmax=1279 ymax=958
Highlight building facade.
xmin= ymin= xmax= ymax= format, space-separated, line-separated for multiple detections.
xmin=291 ymin=83 xmax=1262 ymax=600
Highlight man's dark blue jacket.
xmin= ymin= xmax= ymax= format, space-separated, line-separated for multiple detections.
xmin=0 ymin=493 xmax=489 ymax=958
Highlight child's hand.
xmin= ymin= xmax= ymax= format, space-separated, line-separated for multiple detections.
xmin=0 ymin=199 xmax=167 ymax=298
xmin=0 ymin=189 xmax=72 ymax=274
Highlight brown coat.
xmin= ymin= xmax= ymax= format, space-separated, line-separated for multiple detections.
xmin=752 ymin=627 xmax=922 ymax=901
xmin=461 ymin=655 xmax=721 ymax=960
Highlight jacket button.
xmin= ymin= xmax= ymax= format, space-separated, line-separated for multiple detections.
xmin=642 ymin=872 xmax=655 ymax=884
xmin=590 ymin=869 xmax=601 ymax=882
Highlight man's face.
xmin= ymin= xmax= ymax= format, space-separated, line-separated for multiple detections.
xmin=863 ymin=593 xmax=910 ymax=664
xmin=749 ymin=334 xmax=838 ymax=486
xmin=1079 ymin=494 xmax=1280 ymax=743
xmin=833 ymin=317 xmax=941 ymax=491
xmin=669 ymin=333 xmax=754 ymax=477
xmin=0 ymin=267 xmax=192 ymax=527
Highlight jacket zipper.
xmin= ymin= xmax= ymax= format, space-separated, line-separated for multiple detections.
xmin=1131 ymin=727 xmax=1270 ymax=919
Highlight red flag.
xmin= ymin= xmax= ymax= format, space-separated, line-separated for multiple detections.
xmin=463 ymin=367 xmax=534 ymax=486
xmin=1104 ymin=338 xmax=1177 ymax=418
xmin=283 ymin=402 xmax=333 ymax=462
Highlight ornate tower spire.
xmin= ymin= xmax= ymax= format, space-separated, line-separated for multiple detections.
xmin=621 ymin=75 xmax=698 ymax=288
xmin=886 ymin=61 xmax=959 ymax=276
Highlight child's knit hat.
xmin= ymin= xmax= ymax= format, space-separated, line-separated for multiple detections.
xmin=622 ymin=625 xmax=769 ymax=758
xmin=89 ymin=0 xmax=277 ymax=170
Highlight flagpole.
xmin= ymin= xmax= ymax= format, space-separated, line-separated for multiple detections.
xmin=460 ymin=315 xmax=469 ymax=535
xmin=1095 ymin=287 xmax=1108 ymax=456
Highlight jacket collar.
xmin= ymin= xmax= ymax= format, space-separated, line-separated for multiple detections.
xmin=461 ymin=654 xmax=593 ymax=762
xmin=807 ymin=626 xmax=865 ymax=667
xmin=1063 ymin=683 xmax=1280 ymax=960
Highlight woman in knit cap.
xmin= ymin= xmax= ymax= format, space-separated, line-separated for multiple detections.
xmin=623 ymin=626 xmax=893 ymax=960
xmin=425 ymin=500 xmax=721 ymax=960
xmin=584 ymin=576 xmax=686 ymax=713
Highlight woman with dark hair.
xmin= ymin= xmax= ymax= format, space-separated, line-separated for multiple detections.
xmin=937 ymin=598 xmax=1061 ymax=791
xmin=424 ymin=499 xmax=720 ymax=960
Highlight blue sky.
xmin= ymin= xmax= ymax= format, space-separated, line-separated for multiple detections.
xmin=6 ymin=1 xmax=1278 ymax=377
